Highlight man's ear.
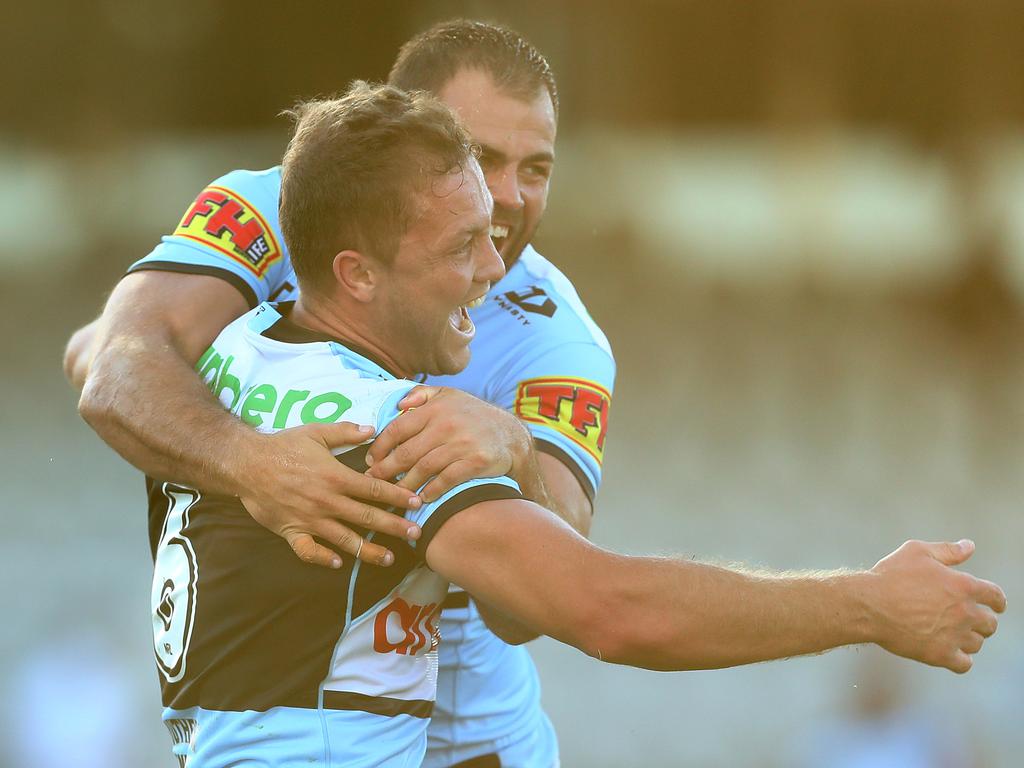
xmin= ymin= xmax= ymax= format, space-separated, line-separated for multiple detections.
xmin=332 ymin=250 xmax=381 ymax=302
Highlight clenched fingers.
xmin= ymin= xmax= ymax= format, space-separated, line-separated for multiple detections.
xmin=972 ymin=608 xmax=999 ymax=638
xmin=419 ymin=460 xmax=479 ymax=504
xmin=970 ymin=578 xmax=1007 ymax=613
xmin=396 ymin=385 xmax=443 ymax=411
xmin=367 ymin=430 xmax=436 ymax=482
xmin=395 ymin=445 xmax=463 ymax=495
xmin=366 ymin=409 xmax=429 ymax=469
xmin=948 ymin=650 xmax=973 ymax=675
xmin=961 ymin=631 xmax=985 ymax=655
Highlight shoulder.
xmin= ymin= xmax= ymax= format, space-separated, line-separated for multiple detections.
xmin=210 ymin=166 xmax=282 ymax=197
xmin=496 ymin=246 xmax=613 ymax=360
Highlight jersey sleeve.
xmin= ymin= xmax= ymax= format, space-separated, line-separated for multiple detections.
xmin=496 ymin=341 xmax=616 ymax=502
xmin=373 ymin=385 xmax=523 ymax=562
xmin=126 ymin=168 xmax=291 ymax=308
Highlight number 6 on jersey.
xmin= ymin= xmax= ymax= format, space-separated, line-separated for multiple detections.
xmin=152 ymin=483 xmax=201 ymax=683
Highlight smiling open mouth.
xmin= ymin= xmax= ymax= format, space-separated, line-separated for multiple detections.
xmin=451 ymin=293 xmax=486 ymax=336
xmin=490 ymin=223 xmax=510 ymax=252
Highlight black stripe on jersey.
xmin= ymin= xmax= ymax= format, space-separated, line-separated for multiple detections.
xmin=442 ymin=591 xmax=471 ymax=610
xmin=322 ymin=690 xmax=433 ymax=719
xmin=417 ymin=483 xmax=525 ymax=553
xmin=126 ymin=261 xmax=259 ymax=308
xmin=534 ymin=439 xmax=597 ymax=503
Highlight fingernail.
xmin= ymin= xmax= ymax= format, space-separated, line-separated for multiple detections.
xmin=331 ymin=557 xmax=342 ymax=569
xmin=381 ymin=551 xmax=394 ymax=566
xmin=959 ymin=539 xmax=974 ymax=549
xmin=408 ymin=495 xmax=421 ymax=509
xmin=407 ymin=526 xmax=421 ymax=541
xmin=365 ymin=454 xmax=374 ymax=467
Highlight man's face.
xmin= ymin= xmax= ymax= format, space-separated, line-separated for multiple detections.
xmin=438 ymin=68 xmax=557 ymax=268
xmin=375 ymin=159 xmax=505 ymax=376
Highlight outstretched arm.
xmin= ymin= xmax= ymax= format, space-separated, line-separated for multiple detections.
xmin=69 ymin=270 xmax=421 ymax=568
xmin=426 ymin=500 xmax=1005 ymax=673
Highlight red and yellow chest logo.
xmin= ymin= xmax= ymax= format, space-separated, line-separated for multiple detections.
xmin=173 ymin=185 xmax=281 ymax=276
xmin=515 ymin=376 xmax=611 ymax=463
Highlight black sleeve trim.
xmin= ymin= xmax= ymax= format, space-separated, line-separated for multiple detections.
xmin=126 ymin=260 xmax=259 ymax=309
xmin=534 ymin=439 xmax=597 ymax=504
xmin=417 ymin=483 xmax=524 ymax=560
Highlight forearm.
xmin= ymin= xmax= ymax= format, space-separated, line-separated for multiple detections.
xmin=431 ymin=501 xmax=875 ymax=671
xmin=79 ymin=331 xmax=251 ymax=494
xmin=596 ymin=555 xmax=872 ymax=671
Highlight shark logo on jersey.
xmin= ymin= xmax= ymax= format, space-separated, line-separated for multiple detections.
xmin=174 ymin=185 xmax=282 ymax=277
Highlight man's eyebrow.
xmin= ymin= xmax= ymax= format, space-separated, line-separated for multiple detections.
xmin=523 ymin=150 xmax=555 ymax=164
xmin=477 ymin=143 xmax=555 ymax=165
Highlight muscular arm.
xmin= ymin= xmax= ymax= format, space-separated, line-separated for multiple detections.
xmin=426 ymin=500 xmax=1005 ymax=673
xmin=471 ymin=450 xmax=590 ymax=644
xmin=365 ymin=386 xmax=593 ymax=643
xmin=76 ymin=271 xmax=252 ymax=486
xmin=69 ymin=271 xmax=421 ymax=567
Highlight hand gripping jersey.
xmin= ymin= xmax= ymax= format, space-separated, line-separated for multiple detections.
xmin=147 ymin=302 xmax=522 ymax=768
xmin=131 ymin=168 xmax=616 ymax=767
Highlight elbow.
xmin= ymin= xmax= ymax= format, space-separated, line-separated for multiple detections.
xmin=565 ymin=585 xmax=642 ymax=666
xmin=570 ymin=583 xmax=695 ymax=671
xmin=77 ymin=366 xmax=117 ymax=432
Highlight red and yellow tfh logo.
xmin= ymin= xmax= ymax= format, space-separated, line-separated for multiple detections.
xmin=515 ymin=376 xmax=611 ymax=463
xmin=174 ymin=185 xmax=281 ymax=276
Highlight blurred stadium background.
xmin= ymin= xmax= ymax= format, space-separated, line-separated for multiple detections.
xmin=3 ymin=1 xmax=1023 ymax=765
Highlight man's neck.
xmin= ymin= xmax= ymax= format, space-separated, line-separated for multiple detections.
xmin=288 ymin=298 xmax=410 ymax=379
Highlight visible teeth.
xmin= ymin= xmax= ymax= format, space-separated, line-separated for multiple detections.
xmin=489 ymin=224 xmax=509 ymax=239
xmin=465 ymin=295 xmax=487 ymax=310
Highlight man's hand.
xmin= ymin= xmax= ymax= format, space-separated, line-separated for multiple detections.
xmin=237 ymin=421 xmax=424 ymax=570
xmin=867 ymin=539 xmax=1006 ymax=673
xmin=365 ymin=386 xmax=532 ymax=502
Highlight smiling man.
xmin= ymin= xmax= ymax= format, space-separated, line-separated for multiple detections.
xmin=66 ymin=20 xmax=613 ymax=767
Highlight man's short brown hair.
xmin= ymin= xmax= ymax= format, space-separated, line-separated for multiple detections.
xmin=280 ymin=81 xmax=475 ymax=294
xmin=388 ymin=19 xmax=559 ymax=117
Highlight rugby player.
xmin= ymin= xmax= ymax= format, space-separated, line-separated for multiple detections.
xmin=67 ymin=21 xmax=613 ymax=766
xmin=158 ymin=81 xmax=1003 ymax=768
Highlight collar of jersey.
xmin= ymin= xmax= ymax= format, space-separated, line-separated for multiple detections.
xmin=259 ymin=301 xmax=405 ymax=380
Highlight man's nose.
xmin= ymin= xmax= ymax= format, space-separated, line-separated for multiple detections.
xmin=488 ymin=167 xmax=524 ymax=211
xmin=477 ymin=235 xmax=506 ymax=283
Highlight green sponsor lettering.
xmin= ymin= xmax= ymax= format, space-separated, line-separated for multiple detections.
xmin=300 ymin=391 xmax=353 ymax=424
xmin=198 ymin=350 xmax=223 ymax=384
xmin=194 ymin=346 xmax=215 ymax=373
xmin=274 ymin=388 xmax=310 ymax=429
xmin=213 ymin=355 xmax=242 ymax=410
xmin=240 ymin=383 xmax=278 ymax=427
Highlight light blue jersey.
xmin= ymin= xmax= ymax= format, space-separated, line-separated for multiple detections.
xmin=130 ymin=169 xmax=616 ymax=768
xmin=148 ymin=303 xmax=523 ymax=767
